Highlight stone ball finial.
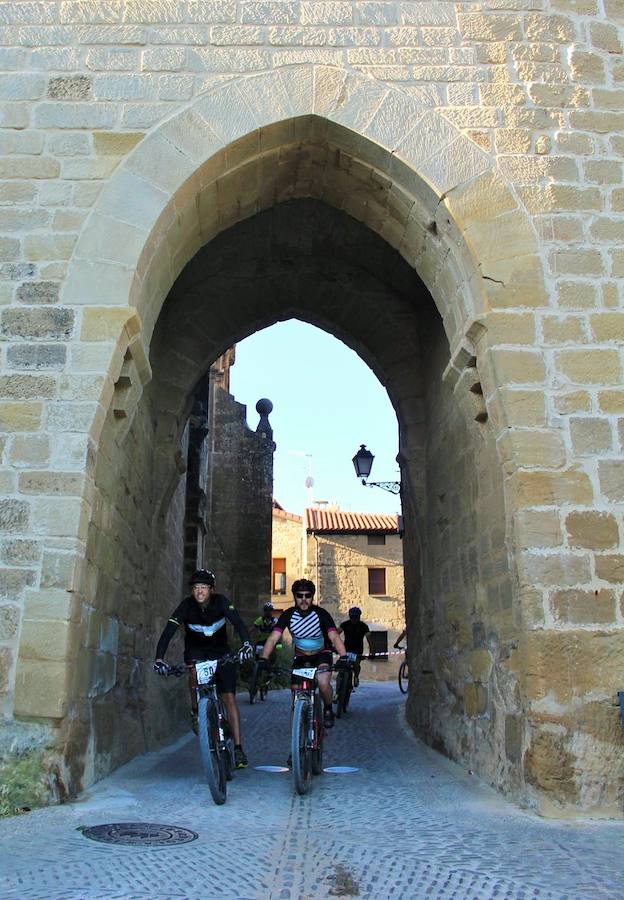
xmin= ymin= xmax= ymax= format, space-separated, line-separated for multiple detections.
xmin=256 ymin=398 xmax=273 ymax=416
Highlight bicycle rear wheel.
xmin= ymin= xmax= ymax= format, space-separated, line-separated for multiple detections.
xmin=248 ymin=662 xmax=259 ymax=704
xmin=398 ymin=660 xmax=409 ymax=694
xmin=292 ymin=697 xmax=312 ymax=795
xmin=198 ymin=695 xmax=227 ymax=804
xmin=311 ymin=694 xmax=324 ymax=776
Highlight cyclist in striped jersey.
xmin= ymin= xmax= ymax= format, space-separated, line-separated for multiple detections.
xmin=259 ymin=578 xmax=349 ymax=728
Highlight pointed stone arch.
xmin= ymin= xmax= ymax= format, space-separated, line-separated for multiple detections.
xmin=15 ymin=64 xmax=568 ymax=810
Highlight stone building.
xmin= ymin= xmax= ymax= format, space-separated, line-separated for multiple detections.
xmin=271 ymin=499 xmax=303 ymax=609
xmin=304 ymin=505 xmax=405 ymax=637
xmin=0 ymin=2 xmax=622 ymax=815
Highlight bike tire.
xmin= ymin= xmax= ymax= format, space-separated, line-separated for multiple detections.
xmin=198 ymin=695 xmax=227 ymax=805
xmin=259 ymin=682 xmax=268 ymax=701
xmin=335 ymin=670 xmax=347 ymax=719
xmin=398 ymin=660 xmax=409 ymax=694
xmin=248 ymin=662 xmax=258 ymax=704
xmin=311 ymin=694 xmax=324 ymax=776
xmin=292 ymin=697 xmax=312 ymax=795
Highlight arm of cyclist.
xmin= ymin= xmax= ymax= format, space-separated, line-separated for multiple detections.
xmin=328 ymin=627 xmax=347 ymax=660
xmin=154 ymin=607 xmax=183 ymax=671
xmin=393 ymin=627 xmax=407 ymax=649
xmin=260 ymin=628 xmax=282 ymax=661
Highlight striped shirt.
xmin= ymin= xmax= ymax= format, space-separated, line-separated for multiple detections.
xmin=274 ymin=605 xmax=337 ymax=653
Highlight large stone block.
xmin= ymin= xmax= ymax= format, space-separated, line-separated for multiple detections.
xmin=1 ymin=308 xmax=75 ymax=340
xmin=16 ymin=281 xmax=60 ymax=305
xmin=523 ymin=630 xmax=624 ymax=703
xmin=510 ymin=470 xmax=593 ymax=507
xmin=0 ymin=402 xmax=43 ymax=432
xmin=598 ymin=460 xmax=624 ymax=502
xmin=556 ymin=349 xmax=622 ymax=385
xmin=14 ymin=659 xmax=69 ymax=718
xmin=513 ymin=509 xmax=563 ymax=549
xmin=6 ymin=344 xmax=66 ymax=370
xmin=19 ymin=471 xmax=85 ymax=496
xmin=0 ymin=499 xmax=30 ymax=533
xmin=0 ymin=539 xmax=41 ymax=566
xmin=566 ymin=511 xmax=619 ymax=550
xmin=570 ymin=417 xmax=613 ymax=456
xmin=0 ymin=375 xmax=56 ymax=400
xmin=518 ymin=551 xmax=592 ymax=587
xmin=19 ymin=619 xmax=74 ymax=662
xmin=552 ymin=589 xmax=616 ymax=625
xmin=8 ymin=434 xmax=50 ymax=468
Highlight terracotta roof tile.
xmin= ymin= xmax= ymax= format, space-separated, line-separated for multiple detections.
xmin=305 ymin=508 xmax=399 ymax=533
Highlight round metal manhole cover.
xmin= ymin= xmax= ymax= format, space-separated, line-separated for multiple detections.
xmin=80 ymin=823 xmax=198 ymax=846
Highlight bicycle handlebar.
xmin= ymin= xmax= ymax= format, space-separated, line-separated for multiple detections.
xmin=157 ymin=650 xmax=246 ymax=678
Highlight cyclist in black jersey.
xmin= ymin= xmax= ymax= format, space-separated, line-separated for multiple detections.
xmin=154 ymin=568 xmax=253 ymax=769
xmin=260 ymin=578 xmax=348 ymax=729
xmin=338 ymin=606 xmax=371 ymax=687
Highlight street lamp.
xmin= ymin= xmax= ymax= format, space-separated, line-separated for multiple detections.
xmin=352 ymin=445 xmax=401 ymax=494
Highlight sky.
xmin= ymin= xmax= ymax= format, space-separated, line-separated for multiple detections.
xmin=229 ymin=320 xmax=401 ymax=518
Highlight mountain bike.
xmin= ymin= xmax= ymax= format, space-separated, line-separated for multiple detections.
xmin=397 ymin=646 xmax=408 ymax=694
xmin=248 ymin=644 xmax=275 ymax=703
xmin=159 ymin=652 xmax=242 ymax=805
xmin=335 ymin=653 xmax=358 ymax=718
xmin=290 ymin=662 xmax=327 ymax=795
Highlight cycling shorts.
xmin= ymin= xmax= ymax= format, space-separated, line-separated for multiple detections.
xmin=292 ymin=650 xmax=332 ymax=678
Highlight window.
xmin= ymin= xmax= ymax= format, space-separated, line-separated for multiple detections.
xmin=368 ymin=567 xmax=386 ymax=595
xmin=272 ymin=558 xmax=286 ymax=594
xmin=367 ymin=534 xmax=386 ymax=546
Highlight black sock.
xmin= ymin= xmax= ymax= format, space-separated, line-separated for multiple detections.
xmin=324 ymin=704 xmax=332 ymax=711
xmin=235 ymin=744 xmax=242 ymax=750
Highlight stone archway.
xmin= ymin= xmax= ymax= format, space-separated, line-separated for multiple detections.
xmin=11 ymin=66 xmax=620 ymax=815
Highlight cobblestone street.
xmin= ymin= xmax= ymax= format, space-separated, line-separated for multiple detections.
xmin=1 ymin=682 xmax=623 ymax=900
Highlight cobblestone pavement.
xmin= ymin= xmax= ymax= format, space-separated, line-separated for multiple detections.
xmin=1 ymin=682 xmax=623 ymax=900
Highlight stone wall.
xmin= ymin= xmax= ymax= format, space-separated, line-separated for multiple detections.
xmin=203 ymin=385 xmax=274 ymax=623
xmin=406 ymin=306 xmax=522 ymax=799
xmin=0 ymin=2 xmax=622 ymax=813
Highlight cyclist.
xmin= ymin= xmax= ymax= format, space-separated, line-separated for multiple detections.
xmin=338 ymin=607 xmax=371 ymax=687
xmin=393 ymin=627 xmax=407 ymax=649
xmin=253 ymin=601 xmax=279 ymax=648
xmin=154 ymin=568 xmax=254 ymax=769
xmin=259 ymin=578 xmax=349 ymax=730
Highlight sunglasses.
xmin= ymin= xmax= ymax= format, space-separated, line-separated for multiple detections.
xmin=295 ymin=592 xmax=313 ymax=599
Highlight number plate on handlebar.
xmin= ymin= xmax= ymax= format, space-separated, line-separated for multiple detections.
xmin=195 ymin=659 xmax=218 ymax=684
xmin=292 ymin=667 xmax=317 ymax=679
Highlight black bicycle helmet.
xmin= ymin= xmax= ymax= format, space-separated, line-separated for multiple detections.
xmin=349 ymin=606 xmax=361 ymax=618
xmin=292 ymin=578 xmax=315 ymax=598
xmin=189 ymin=568 xmax=215 ymax=586
xmin=263 ymin=601 xmax=274 ymax=612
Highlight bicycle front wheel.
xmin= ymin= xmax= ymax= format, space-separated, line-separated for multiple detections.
xmin=311 ymin=694 xmax=324 ymax=776
xmin=291 ymin=696 xmax=312 ymax=795
xmin=198 ymin=695 xmax=227 ymax=804
xmin=335 ymin=670 xmax=348 ymax=718
xmin=398 ymin=660 xmax=409 ymax=694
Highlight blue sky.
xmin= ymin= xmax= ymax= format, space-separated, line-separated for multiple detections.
xmin=229 ymin=320 xmax=401 ymax=517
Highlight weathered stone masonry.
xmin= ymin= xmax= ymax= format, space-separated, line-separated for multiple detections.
xmin=0 ymin=2 xmax=622 ymax=815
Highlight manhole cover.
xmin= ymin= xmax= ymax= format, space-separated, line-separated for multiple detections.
xmin=80 ymin=823 xmax=198 ymax=846
xmin=323 ymin=766 xmax=360 ymax=774
xmin=254 ymin=765 xmax=289 ymax=773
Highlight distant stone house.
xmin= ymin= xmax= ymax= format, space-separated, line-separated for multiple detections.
xmin=271 ymin=503 xmax=405 ymax=637
xmin=270 ymin=499 xmax=303 ymax=615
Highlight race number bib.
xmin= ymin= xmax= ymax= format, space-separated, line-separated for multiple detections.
xmin=292 ymin=667 xmax=317 ymax=679
xmin=195 ymin=659 xmax=218 ymax=685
